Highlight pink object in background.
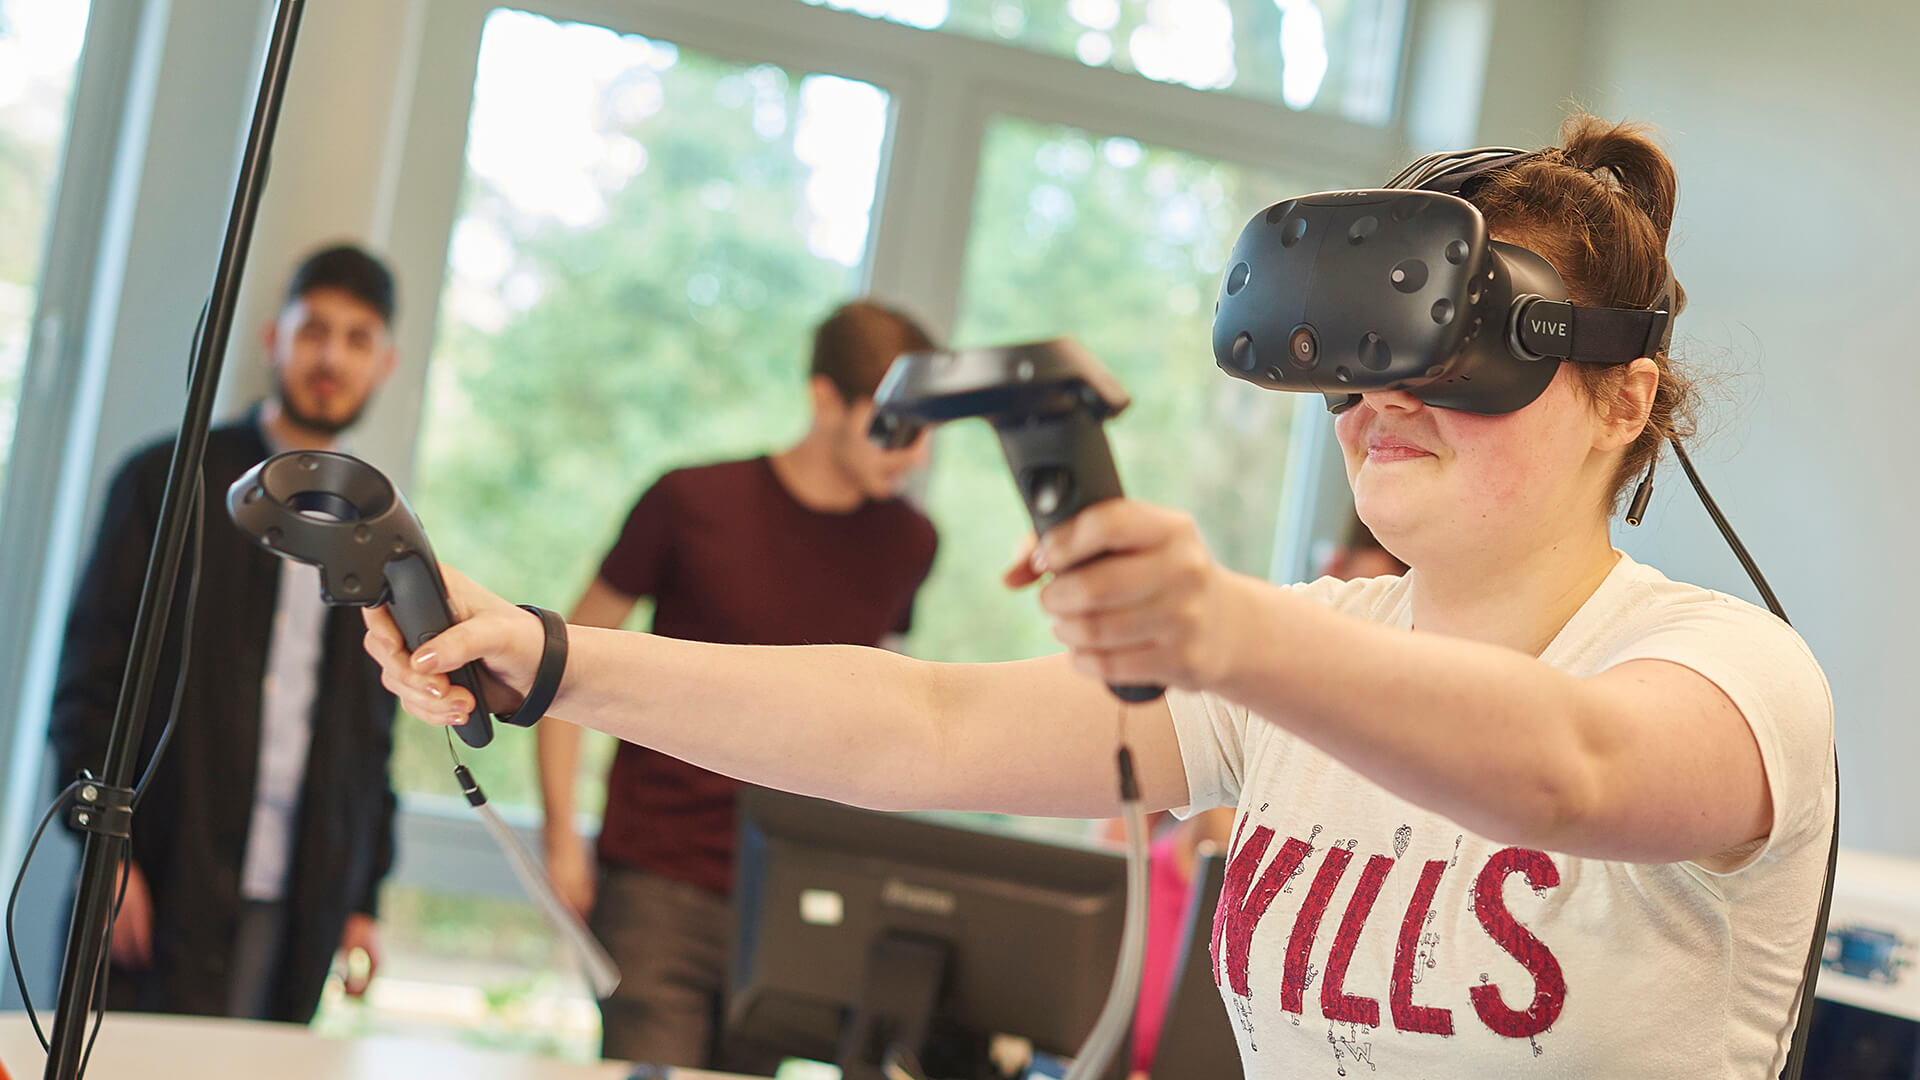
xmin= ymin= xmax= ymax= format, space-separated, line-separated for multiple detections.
xmin=1131 ymin=827 xmax=1196 ymax=1075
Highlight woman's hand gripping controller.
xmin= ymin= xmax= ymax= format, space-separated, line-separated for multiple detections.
xmin=380 ymin=556 xmax=508 ymax=747
xmin=868 ymin=339 xmax=1163 ymax=704
xmin=226 ymin=450 xmax=553 ymax=749
xmin=363 ymin=563 xmax=545 ymax=745
xmin=997 ymin=408 xmax=1165 ymax=704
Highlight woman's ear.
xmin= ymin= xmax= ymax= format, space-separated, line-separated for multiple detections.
xmin=1598 ymin=357 xmax=1660 ymax=450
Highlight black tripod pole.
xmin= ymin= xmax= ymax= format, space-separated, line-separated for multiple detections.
xmin=45 ymin=2 xmax=305 ymax=1075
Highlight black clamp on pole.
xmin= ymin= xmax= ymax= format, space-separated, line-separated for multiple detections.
xmin=65 ymin=776 xmax=135 ymax=840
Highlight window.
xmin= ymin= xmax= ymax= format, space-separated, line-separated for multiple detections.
xmin=0 ymin=0 xmax=91 ymax=505
xmin=402 ymin=9 xmax=893 ymax=811
xmin=362 ymin=10 xmax=898 ymax=1046
xmin=798 ymin=0 xmax=1407 ymax=122
xmin=905 ymin=117 xmax=1301 ymax=663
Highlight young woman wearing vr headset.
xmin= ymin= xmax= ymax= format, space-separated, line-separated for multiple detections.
xmin=364 ymin=115 xmax=1832 ymax=1078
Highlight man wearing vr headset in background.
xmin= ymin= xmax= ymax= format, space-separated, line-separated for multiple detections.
xmin=51 ymin=245 xmax=402 ymax=1023
xmin=371 ymin=115 xmax=1832 ymax=1078
xmin=536 ymin=298 xmax=941 ymax=1068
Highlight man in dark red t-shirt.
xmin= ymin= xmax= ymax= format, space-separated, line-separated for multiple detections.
xmin=537 ymin=300 xmax=940 ymax=1068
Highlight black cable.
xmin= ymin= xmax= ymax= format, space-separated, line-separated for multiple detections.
xmin=1 ymin=780 xmax=126 ymax=1071
xmin=132 ymin=467 xmax=204 ymax=808
xmin=78 ymin=469 xmax=197 ymax=1073
xmin=3 ymin=461 xmax=202 ymax=1063
xmin=70 ymin=469 xmax=203 ymax=1078
xmin=127 ymin=299 xmax=210 ymax=810
xmin=1668 ymin=437 xmax=1787 ymax=622
xmin=79 ymin=847 xmax=133 ymax=1078
xmin=7 ymin=779 xmax=81 ymax=1049
xmin=1663 ymin=440 xmax=1828 ymax=1080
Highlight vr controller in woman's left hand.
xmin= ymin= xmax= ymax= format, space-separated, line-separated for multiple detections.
xmin=361 ymin=565 xmax=545 ymax=728
xmin=1010 ymin=499 xmax=1245 ymax=691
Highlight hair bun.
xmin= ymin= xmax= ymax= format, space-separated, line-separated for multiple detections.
xmin=1556 ymin=115 xmax=1677 ymax=236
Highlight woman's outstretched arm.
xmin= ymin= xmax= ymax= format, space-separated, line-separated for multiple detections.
xmin=362 ymin=565 xmax=1190 ymax=819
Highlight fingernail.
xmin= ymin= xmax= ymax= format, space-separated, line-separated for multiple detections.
xmin=449 ymin=713 xmax=466 ymax=726
xmin=427 ymin=685 xmax=443 ymax=699
xmin=413 ymin=650 xmax=438 ymax=669
xmin=1031 ymin=546 xmax=1049 ymax=574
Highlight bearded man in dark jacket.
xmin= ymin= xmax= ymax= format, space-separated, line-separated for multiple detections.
xmin=51 ymin=244 xmax=403 ymax=1022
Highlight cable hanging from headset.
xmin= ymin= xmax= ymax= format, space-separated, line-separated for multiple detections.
xmin=1658 ymin=439 xmax=1825 ymax=1080
xmin=1666 ymin=438 xmax=1788 ymax=623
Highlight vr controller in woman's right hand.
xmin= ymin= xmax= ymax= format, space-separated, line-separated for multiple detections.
xmin=362 ymin=564 xmax=543 ymax=729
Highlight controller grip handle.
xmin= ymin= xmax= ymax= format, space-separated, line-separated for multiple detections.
xmin=384 ymin=553 xmax=497 ymax=748
xmin=997 ymin=411 xmax=1165 ymax=705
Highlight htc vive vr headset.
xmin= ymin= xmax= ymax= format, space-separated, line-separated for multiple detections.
xmin=1212 ymin=147 xmax=1676 ymax=416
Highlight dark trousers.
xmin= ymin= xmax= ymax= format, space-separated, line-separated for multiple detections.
xmin=590 ymin=865 xmax=791 ymax=1073
xmin=96 ymin=898 xmax=289 ymax=1020
xmin=590 ymin=865 xmax=731 ymax=1067
xmin=225 ymin=899 xmax=290 ymax=1020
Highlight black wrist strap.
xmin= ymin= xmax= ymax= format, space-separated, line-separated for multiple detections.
xmin=496 ymin=605 xmax=567 ymax=727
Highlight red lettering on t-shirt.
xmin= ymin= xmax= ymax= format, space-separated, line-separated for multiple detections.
xmin=1390 ymin=858 xmax=1456 ymax=1035
xmin=1282 ymin=845 xmax=1353 ymax=1014
xmin=1469 ymin=847 xmax=1567 ymax=1038
xmin=1211 ymin=826 xmax=1313 ymax=998
xmin=1321 ymin=853 xmax=1394 ymax=1027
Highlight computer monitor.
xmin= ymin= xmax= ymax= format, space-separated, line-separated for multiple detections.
xmin=1147 ymin=851 xmax=1244 ymax=1078
xmin=727 ymin=788 xmax=1132 ymax=1080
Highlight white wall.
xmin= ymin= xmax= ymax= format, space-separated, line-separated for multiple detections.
xmin=1560 ymin=1 xmax=1920 ymax=854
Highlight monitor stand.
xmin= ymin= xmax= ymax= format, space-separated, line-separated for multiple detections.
xmin=837 ymin=931 xmax=949 ymax=1080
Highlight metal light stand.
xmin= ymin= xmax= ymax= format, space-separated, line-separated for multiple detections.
xmin=44 ymin=2 xmax=305 ymax=1075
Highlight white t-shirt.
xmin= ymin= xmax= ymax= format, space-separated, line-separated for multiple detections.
xmin=1169 ymin=553 xmax=1834 ymax=1079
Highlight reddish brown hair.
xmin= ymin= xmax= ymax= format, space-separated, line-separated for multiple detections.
xmin=1466 ymin=114 xmax=1698 ymax=513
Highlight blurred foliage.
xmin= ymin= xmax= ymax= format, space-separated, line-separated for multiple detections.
xmin=0 ymin=120 xmax=51 ymax=282
xmin=0 ymin=0 xmax=91 ymax=506
xmin=833 ymin=0 xmax=1398 ymax=122
xmin=406 ymin=39 xmax=854 ymax=808
xmin=920 ymin=118 xmax=1300 ymax=664
xmin=400 ymin=12 xmax=1328 ymax=811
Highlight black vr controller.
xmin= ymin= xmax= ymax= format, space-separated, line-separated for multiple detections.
xmin=870 ymin=338 xmax=1162 ymax=705
xmin=227 ymin=450 xmax=508 ymax=748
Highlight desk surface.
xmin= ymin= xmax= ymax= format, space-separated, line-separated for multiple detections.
xmin=0 ymin=1013 xmax=761 ymax=1080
